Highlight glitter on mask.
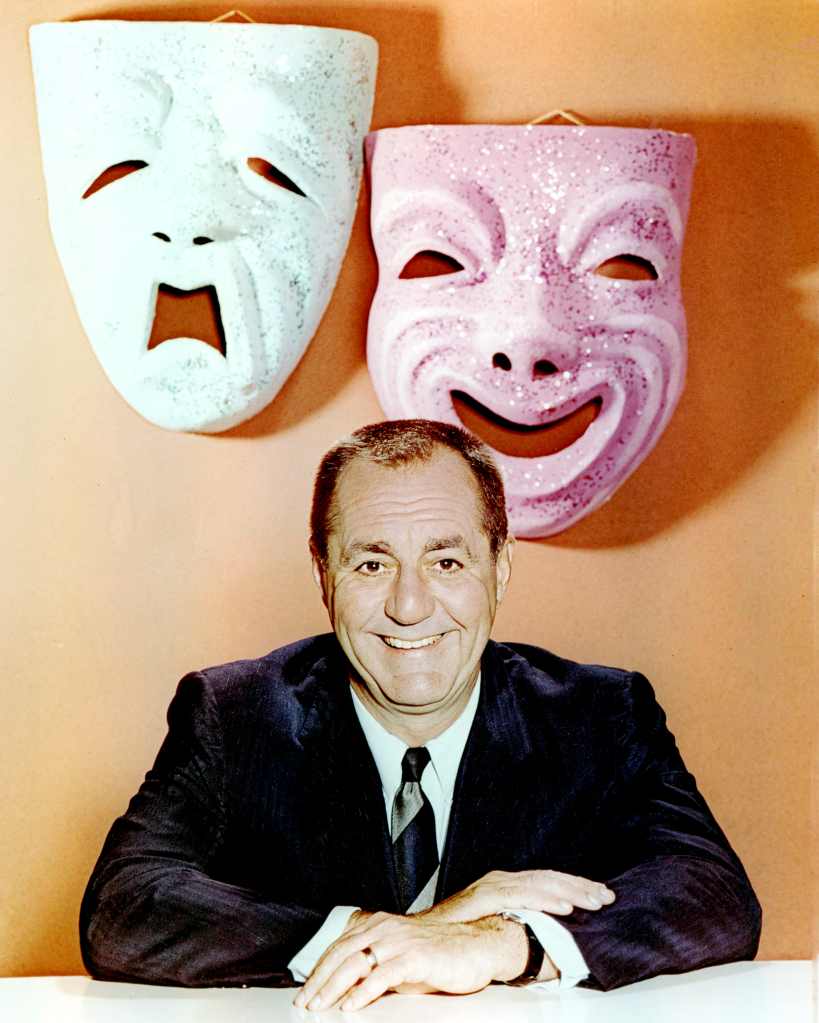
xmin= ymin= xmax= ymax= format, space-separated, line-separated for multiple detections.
xmin=31 ymin=21 xmax=377 ymax=432
xmin=365 ymin=125 xmax=695 ymax=537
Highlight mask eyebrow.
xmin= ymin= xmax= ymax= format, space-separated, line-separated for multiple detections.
xmin=373 ymin=190 xmax=503 ymax=265
xmin=557 ymin=182 xmax=683 ymax=266
xmin=212 ymin=83 xmax=330 ymax=211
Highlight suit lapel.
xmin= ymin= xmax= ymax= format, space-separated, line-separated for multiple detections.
xmin=297 ymin=657 xmax=400 ymax=913
xmin=294 ymin=640 xmax=565 ymax=912
xmin=437 ymin=643 xmax=550 ymax=899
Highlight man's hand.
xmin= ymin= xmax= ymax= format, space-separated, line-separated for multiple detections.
xmin=293 ymin=911 xmax=530 ymax=1012
xmin=293 ymin=870 xmax=614 ymax=1011
xmin=418 ymin=869 xmax=615 ymax=924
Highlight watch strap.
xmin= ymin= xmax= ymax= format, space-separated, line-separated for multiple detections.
xmin=500 ymin=913 xmax=545 ymax=985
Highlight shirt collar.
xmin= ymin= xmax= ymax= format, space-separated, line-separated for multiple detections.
xmin=350 ymin=675 xmax=481 ymax=800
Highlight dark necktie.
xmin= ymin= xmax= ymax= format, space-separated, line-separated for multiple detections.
xmin=391 ymin=747 xmax=439 ymax=913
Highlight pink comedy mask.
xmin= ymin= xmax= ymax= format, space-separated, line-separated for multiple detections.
xmin=365 ymin=125 xmax=696 ymax=537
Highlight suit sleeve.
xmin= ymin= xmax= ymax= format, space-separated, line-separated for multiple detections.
xmin=79 ymin=672 xmax=325 ymax=987
xmin=561 ymin=671 xmax=762 ymax=991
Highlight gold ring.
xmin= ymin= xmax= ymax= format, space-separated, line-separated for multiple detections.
xmin=362 ymin=946 xmax=379 ymax=969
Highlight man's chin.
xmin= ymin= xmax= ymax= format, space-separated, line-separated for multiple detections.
xmin=352 ymin=674 xmax=450 ymax=710
xmin=349 ymin=660 xmax=478 ymax=718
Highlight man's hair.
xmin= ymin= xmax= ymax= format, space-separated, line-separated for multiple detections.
xmin=310 ymin=419 xmax=508 ymax=563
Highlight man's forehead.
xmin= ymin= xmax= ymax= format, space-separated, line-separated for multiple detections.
xmin=335 ymin=449 xmax=479 ymax=498
xmin=329 ymin=451 xmax=487 ymax=543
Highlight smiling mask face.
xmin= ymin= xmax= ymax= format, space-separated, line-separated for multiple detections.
xmin=30 ymin=22 xmax=377 ymax=432
xmin=366 ymin=125 xmax=695 ymax=537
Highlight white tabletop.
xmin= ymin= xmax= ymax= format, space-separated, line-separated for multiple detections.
xmin=0 ymin=962 xmax=813 ymax=1023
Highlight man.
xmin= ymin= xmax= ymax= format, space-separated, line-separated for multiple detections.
xmin=80 ymin=420 xmax=761 ymax=1009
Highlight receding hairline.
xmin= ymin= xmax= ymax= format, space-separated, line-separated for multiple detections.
xmin=316 ymin=445 xmax=501 ymax=561
xmin=309 ymin=420 xmax=509 ymax=564
xmin=325 ymin=446 xmax=486 ymax=533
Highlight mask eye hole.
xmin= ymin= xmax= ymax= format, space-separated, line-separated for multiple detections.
xmin=594 ymin=254 xmax=658 ymax=281
xmin=247 ymin=157 xmax=306 ymax=198
xmin=399 ymin=250 xmax=465 ymax=279
xmin=82 ymin=160 xmax=148 ymax=199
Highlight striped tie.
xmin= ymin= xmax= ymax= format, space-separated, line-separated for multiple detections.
xmin=391 ymin=747 xmax=439 ymax=913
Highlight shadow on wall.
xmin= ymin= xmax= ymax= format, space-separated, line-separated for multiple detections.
xmin=546 ymin=117 xmax=818 ymax=549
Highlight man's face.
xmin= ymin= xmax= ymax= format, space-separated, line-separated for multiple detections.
xmin=313 ymin=451 xmax=512 ymax=739
xmin=366 ymin=125 xmax=695 ymax=537
xmin=30 ymin=22 xmax=376 ymax=432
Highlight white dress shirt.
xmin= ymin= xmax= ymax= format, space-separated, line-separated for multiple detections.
xmin=288 ymin=677 xmax=589 ymax=988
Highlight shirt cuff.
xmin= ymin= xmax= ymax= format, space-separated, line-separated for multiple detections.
xmin=287 ymin=906 xmax=360 ymax=983
xmin=501 ymin=909 xmax=589 ymax=988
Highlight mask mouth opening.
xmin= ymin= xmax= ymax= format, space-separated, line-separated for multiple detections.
xmin=148 ymin=284 xmax=226 ymax=357
xmin=451 ymin=390 xmax=602 ymax=458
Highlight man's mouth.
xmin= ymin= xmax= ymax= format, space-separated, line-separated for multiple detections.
xmin=381 ymin=634 xmax=444 ymax=650
xmin=451 ymin=390 xmax=602 ymax=458
xmin=148 ymin=283 xmax=226 ymax=357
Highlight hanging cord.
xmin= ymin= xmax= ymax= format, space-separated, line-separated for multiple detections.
xmin=527 ymin=109 xmax=588 ymax=126
xmin=210 ymin=10 xmax=257 ymax=23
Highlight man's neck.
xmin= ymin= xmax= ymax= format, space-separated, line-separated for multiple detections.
xmin=348 ymin=672 xmax=480 ymax=746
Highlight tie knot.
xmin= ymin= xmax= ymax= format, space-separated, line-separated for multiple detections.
xmin=401 ymin=746 xmax=430 ymax=783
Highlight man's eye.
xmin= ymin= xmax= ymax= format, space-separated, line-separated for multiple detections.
xmin=357 ymin=561 xmax=385 ymax=575
xmin=436 ymin=558 xmax=462 ymax=573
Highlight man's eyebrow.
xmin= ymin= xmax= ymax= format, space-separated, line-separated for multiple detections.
xmin=423 ymin=536 xmax=473 ymax=559
xmin=339 ymin=541 xmax=393 ymax=566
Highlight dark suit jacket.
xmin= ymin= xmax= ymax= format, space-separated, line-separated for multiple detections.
xmin=80 ymin=635 xmax=761 ymax=991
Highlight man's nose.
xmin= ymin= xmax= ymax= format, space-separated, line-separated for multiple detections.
xmin=384 ymin=567 xmax=435 ymax=625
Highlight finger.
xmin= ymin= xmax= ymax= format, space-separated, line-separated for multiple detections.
xmin=547 ymin=870 xmax=614 ymax=895
xmin=497 ymin=872 xmax=615 ymax=914
xmin=297 ymin=913 xmax=394 ymax=1007
xmin=296 ymin=934 xmax=368 ymax=1008
xmin=565 ymin=880 xmax=616 ymax=909
xmin=547 ymin=872 xmax=615 ymax=908
xmin=340 ymin=961 xmax=404 ymax=1012
xmin=304 ymin=948 xmax=377 ymax=1011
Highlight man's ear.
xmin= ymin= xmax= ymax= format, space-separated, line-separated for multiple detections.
xmin=310 ymin=547 xmax=329 ymax=608
xmin=495 ymin=536 xmax=515 ymax=603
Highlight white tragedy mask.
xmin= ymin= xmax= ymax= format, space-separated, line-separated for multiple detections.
xmin=31 ymin=21 xmax=377 ymax=432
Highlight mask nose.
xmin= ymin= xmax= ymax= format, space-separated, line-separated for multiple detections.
xmin=492 ymin=351 xmax=562 ymax=380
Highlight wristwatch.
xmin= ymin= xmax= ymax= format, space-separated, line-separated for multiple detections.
xmin=500 ymin=913 xmax=545 ymax=985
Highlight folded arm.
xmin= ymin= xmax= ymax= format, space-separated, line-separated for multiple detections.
xmin=294 ymin=670 xmax=761 ymax=1005
xmin=80 ymin=672 xmax=323 ymax=987
xmin=557 ymin=671 xmax=762 ymax=990
xmin=291 ymin=869 xmax=611 ymax=1008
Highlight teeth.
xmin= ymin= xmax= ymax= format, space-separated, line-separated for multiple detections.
xmin=382 ymin=635 xmax=443 ymax=650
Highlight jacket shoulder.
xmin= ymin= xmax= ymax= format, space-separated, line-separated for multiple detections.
xmin=172 ymin=633 xmax=344 ymax=738
xmin=488 ymin=640 xmax=673 ymax=768
xmin=488 ymin=638 xmax=639 ymax=692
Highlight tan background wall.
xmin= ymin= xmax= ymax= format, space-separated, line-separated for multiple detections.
xmin=1 ymin=0 xmax=816 ymax=977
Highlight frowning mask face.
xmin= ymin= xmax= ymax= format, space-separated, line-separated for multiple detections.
xmin=31 ymin=21 xmax=377 ymax=432
xmin=366 ymin=126 xmax=695 ymax=537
